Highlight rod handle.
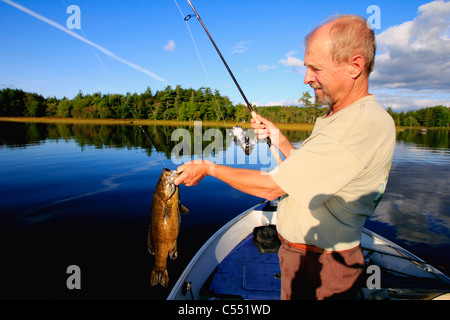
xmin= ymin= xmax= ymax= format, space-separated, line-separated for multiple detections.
xmin=251 ymin=111 xmax=282 ymax=165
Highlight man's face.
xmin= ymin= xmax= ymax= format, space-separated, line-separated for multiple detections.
xmin=309 ymin=77 xmax=333 ymax=106
xmin=303 ymin=29 xmax=348 ymax=107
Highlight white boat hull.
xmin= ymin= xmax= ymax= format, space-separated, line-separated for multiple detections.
xmin=168 ymin=201 xmax=450 ymax=300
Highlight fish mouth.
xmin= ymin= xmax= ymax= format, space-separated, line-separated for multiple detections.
xmin=163 ymin=168 xmax=180 ymax=184
xmin=162 ymin=168 xmax=180 ymax=199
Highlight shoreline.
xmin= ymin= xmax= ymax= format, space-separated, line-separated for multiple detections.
xmin=0 ymin=116 xmax=315 ymax=131
xmin=0 ymin=116 xmax=446 ymax=131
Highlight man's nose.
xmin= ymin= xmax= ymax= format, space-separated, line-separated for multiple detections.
xmin=304 ymin=67 xmax=314 ymax=85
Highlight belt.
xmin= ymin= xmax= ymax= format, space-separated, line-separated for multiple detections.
xmin=277 ymin=233 xmax=324 ymax=254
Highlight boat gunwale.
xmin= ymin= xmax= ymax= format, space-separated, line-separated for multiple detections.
xmin=168 ymin=201 xmax=450 ymax=300
xmin=167 ymin=201 xmax=270 ymax=300
xmin=361 ymin=229 xmax=450 ymax=284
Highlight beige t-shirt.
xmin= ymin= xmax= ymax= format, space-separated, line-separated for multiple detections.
xmin=270 ymin=95 xmax=396 ymax=251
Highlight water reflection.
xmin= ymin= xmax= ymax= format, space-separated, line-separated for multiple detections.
xmin=394 ymin=129 xmax=449 ymax=166
xmin=374 ymin=161 xmax=450 ymax=246
xmin=0 ymin=121 xmax=449 ymax=259
xmin=0 ymin=121 xmax=313 ymax=163
xmin=369 ymin=129 xmax=450 ymax=265
xmin=4 ymin=159 xmax=158 ymax=233
xmin=0 ymin=121 xmax=185 ymax=157
xmin=397 ymin=129 xmax=449 ymax=149
xmin=1 ymin=122 xmax=447 ymax=151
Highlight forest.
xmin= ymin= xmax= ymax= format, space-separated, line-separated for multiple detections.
xmin=0 ymin=86 xmax=448 ymax=127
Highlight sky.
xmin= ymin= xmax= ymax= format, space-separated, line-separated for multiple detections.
xmin=0 ymin=0 xmax=449 ymax=112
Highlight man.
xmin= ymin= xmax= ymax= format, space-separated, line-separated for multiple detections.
xmin=174 ymin=15 xmax=396 ymax=299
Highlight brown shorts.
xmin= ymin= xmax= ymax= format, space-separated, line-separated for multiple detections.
xmin=278 ymin=241 xmax=365 ymax=300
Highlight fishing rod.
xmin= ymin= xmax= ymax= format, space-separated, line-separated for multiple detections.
xmin=184 ymin=0 xmax=282 ymax=164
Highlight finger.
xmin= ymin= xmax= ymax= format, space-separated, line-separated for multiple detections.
xmin=254 ymin=128 xmax=266 ymax=135
xmin=255 ymin=113 xmax=267 ymax=124
xmin=251 ymin=121 xmax=265 ymax=130
xmin=173 ymin=176 xmax=182 ymax=186
xmin=176 ymin=164 xmax=187 ymax=174
xmin=258 ymin=114 xmax=275 ymax=128
xmin=174 ymin=166 xmax=186 ymax=185
xmin=257 ymin=133 xmax=269 ymax=140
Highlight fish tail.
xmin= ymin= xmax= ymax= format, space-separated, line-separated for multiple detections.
xmin=151 ymin=268 xmax=169 ymax=288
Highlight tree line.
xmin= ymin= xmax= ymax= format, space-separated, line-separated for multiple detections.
xmin=0 ymin=86 xmax=448 ymax=127
xmin=387 ymin=106 xmax=449 ymax=128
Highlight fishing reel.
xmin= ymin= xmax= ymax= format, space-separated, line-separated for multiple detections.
xmin=230 ymin=125 xmax=261 ymax=156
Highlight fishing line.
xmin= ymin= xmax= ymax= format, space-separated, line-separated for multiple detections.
xmin=173 ymin=0 xmax=228 ymax=129
xmin=61 ymin=0 xmax=114 ymax=85
xmin=60 ymin=0 xmax=170 ymax=169
xmin=2 ymin=0 xmax=167 ymax=82
xmin=175 ymin=0 xmax=282 ymax=164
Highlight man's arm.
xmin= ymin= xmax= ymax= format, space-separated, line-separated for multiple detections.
xmin=173 ymin=160 xmax=286 ymax=201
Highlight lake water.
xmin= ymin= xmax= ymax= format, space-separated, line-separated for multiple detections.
xmin=0 ymin=121 xmax=449 ymax=299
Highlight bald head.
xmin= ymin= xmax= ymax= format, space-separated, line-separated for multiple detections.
xmin=305 ymin=15 xmax=376 ymax=75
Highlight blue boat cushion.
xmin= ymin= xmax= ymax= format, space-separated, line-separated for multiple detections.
xmin=203 ymin=232 xmax=281 ymax=300
xmin=243 ymin=262 xmax=281 ymax=291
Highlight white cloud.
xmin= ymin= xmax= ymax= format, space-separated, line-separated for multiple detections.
xmin=163 ymin=40 xmax=176 ymax=52
xmin=373 ymin=90 xmax=449 ymax=111
xmin=252 ymin=100 xmax=300 ymax=107
xmin=231 ymin=41 xmax=250 ymax=54
xmin=279 ymin=51 xmax=305 ymax=73
xmin=371 ymin=0 xmax=450 ymax=91
xmin=10 ymin=78 xmax=47 ymax=84
xmin=257 ymin=64 xmax=276 ymax=72
xmin=266 ymin=99 xmax=302 ymax=107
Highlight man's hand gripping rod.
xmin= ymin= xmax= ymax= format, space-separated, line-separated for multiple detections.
xmin=185 ymin=0 xmax=282 ymax=165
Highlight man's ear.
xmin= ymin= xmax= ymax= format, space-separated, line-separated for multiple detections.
xmin=349 ymin=55 xmax=365 ymax=79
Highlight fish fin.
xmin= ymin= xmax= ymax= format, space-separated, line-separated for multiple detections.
xmin=147 ymin=225 xmax=154 ymax=255
xmin=169 ymin=241 xmax=178 ymax=260
xmin=151 ymin=268 xmax=169 ymax=288
xmin=180 ymin=204 xmax=189 ymax=214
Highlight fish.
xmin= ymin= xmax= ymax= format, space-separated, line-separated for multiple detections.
xmin=148 ymin=168 xmax=188 ymax=288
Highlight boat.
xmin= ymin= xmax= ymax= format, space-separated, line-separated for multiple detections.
xmin=167 ymin=200 xmax=450 ymax=300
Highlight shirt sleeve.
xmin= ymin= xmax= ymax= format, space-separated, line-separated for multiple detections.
xmin=270 ymin=133 xmax=364 ymax=210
